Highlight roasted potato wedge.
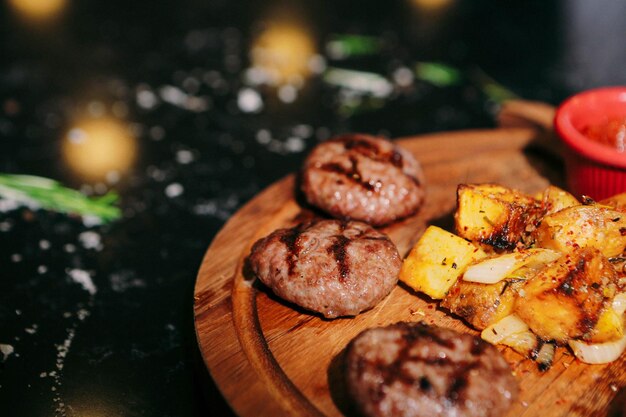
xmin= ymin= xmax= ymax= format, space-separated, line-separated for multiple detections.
xmin=532 ymin=205 xmax=626 ymax=258
xmin=515 ymin=247 xmax=619 ymax=343
xmin=586 ymin=306 xmax=625 ymax=343
xmin=536 ymin=185 xmax=579 ymax=216
xmin=399 ymin=225 xmax=486 ymax=299
xmin=442 ymin=278 xmax=522 ymax=330
xmin=455 ymin=183 xmax=543 ymax=250
xmin=598 ymin=192 xmax=626 ymax=212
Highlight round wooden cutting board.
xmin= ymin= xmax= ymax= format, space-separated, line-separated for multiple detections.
xmin=193 ymin=125 xmax=626 ymax=417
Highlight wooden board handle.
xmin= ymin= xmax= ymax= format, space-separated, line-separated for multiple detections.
xmin=497 ymin=99 xmax=563 ymax=158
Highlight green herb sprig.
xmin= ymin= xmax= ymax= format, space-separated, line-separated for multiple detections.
xmin=0 ymin=174 xmax=121 ymax=224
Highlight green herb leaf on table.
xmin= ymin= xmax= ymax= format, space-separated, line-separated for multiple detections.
xmin=0 ymin=174 xmax=121 ymax=224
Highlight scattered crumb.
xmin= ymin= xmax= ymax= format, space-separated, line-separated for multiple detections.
xmin=0 ymin=344 xmax=15 ymax=361
xmin=67 ymin=269 xmax=97 ymax=295
xmin=175 ymin=149 xmax=194 ymax=164
xmin=165 ymin=183 xmax=184 ymax=198
xmin=78 ymin=231 xmax=103 ymax=251
xmin=25 ymin=324 xmax=38 ymax=335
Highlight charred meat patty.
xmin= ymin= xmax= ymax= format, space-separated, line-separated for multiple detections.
xmin=345 ymin=322 xmax=518 ymax=417
xmin=248 ymin=219 xmax=400 ymax=318
xmin=301 ymin=134 xmax=425 ymax=226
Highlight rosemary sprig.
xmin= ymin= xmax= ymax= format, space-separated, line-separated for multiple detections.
xmin=0 ymin=174 xmax=121 ymax=224
xmin=415 ymin=62 xmax=462 ymax=87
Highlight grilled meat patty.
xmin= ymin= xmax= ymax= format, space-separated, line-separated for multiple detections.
xmin=248 ymin=219 xmax=400 ymax=318
xmin=301 ymin=134 xmax=425 ymax=226
xmin=345 ymin=322 xmax=518 ymax=417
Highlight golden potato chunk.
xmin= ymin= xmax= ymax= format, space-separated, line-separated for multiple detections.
xmin=399 ymin=225 xmax=486 ymax=299
xmin=532 ymin=205 xmax=626 ymax=258
xmin=455 ymin=183 xmax=543 ymax=251
xmin=599 ymin=192 xmax=626 ymax=212
xmin=515 ymin=247 xmax=619 ymax=343
xmin=586 ymin=307 xmax=625 ymax=343
xmin=442 ymin=278 xmax=522 ymax=330
xmin=536 ymin=185 xmax=579 ymax=216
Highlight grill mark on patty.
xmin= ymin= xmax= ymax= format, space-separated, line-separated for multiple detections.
xmin=279 ymin=224 xmax=306 ymax=275
xmin=470 ymin=338 xmax=489 ymax=356
xmin=338 ymin=136 xmax=405 ymax=168
xmin=319 ymin=156 xmax=377 ymax=191
xmin=402 ymin=322 xmax=455 ymax=349
xmin=368 ymin=323 xmax=488 ymax=406
xmin=337 ymin=135 xmax=425 ymax=188
xmin=446 ymin=361 xmax=480 ymax=404
xmin=328 ymin=234 xmax=351 ymax=281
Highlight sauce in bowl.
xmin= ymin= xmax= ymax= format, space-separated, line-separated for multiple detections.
xmin=581 ymin=116 xmax=626 ymax=152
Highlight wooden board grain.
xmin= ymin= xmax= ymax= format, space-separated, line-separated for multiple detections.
xmin=193 ymin=126 xmax=625 ymax=417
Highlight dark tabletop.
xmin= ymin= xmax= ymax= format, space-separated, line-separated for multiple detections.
xmin=1 ymin=1 xmax=626 ymax=416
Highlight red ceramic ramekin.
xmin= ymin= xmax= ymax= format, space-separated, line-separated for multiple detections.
xmin=554 ymin=86 xmax=626 ymax=201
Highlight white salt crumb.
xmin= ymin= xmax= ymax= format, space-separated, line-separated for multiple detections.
xmin=11 ymin=253 xmax=22 ymax=262
xmin=109 ymin=271 xmax=146 ymax=292
xmin=63 ymin=244 xmax=76 ymax=253
xmin=284 ymin=137 xmax=305 ymax=153
xmin=68 ymin=269 xmax=97 ymax=295
xmin=136 ymin=89 xmax=159 ymax=110
xmin=158 ymin=85 xmax=209 ymax=112
xmin=165 ymin=183 xmax=184 ymax=198
xmin=40 ymin=372 xmax=47 ymax=378
xmin=393 ymin=66 xmax=414 ymax=87
xmin=293 ymin=124 xmax=313 ymax=138
xmin=175 ymin=149 xmax=194 ymax=164
xmin=243 ymin=67 xmax=270 ymax=86
xmin=78 ymin=231 xmax=102 ymax=251
xmin=237 ymin=88 xmax=263 ymax=113
xmin=0 ymin=344 xmax=14 ymax=361
xmin=308 ymin=54 xmax=327 ymax=74
xmin=76 ymin=309 xmax=90 ymax=321
xmin=82 ymin=215 xmax=103 ymax=227
xmin=0 ymin=220 xmax=12 ymax=231
xmin=39 ymin=239 xmax=51 ymax=250
xmin=278 ymin=85 xmax=297 ymax=103
xmin=37 ymin=265 xmax=48 ymax=274
xmin=256 ymin=129 xmax=271 ymax=145
xmin=159 ymin=85 xmax=186 ymax=106
xmin=25 ymin=324 xmax=38 ymax=334
xmin=54 ymin=328 xmax=76 ymax=372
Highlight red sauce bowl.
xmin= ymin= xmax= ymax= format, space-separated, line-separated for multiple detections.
xmin=554 ymin=86 xmax=626 ymax=200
